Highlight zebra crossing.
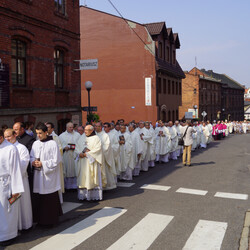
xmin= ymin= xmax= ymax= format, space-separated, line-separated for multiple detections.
xmin=30 ymin=206 xmax=229 ymax=250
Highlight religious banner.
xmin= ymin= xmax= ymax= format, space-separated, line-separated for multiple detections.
xmin=0 ymin=63 xmax=10 ymax=108
xmin=145 ymin=77 xmax=152 ymax=106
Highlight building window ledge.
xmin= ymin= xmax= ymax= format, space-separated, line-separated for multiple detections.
xmin=12 ymin=86 xmax=33 ymax=92
xmin=55 ymin=88 xmax=69 ymax=93
xmin=54 ymin=11 xmax=68 ymax=20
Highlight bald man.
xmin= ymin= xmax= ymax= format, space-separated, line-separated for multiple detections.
xmin=75 ymin=125 xmax=106 ymax=201
xmin=59 ymin=122 xmax=80 ymax=189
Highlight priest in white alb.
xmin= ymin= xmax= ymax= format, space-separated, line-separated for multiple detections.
xmin=59 ymin=122 xmax=80 ymax=189
xmin=94 ymin=122 xmax=116 ymax=190
xmin=4 ymin=129 xmax=32 ymax=231
xmin=0 ymin=129 xmax=24 ymax=244
xmin=168 ymin=121 xmax=179 ymax=160
xmin=119 ymin=125 xmax=133 ymax=180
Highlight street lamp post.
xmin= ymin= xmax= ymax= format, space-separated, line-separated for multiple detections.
xmin=193 ymin=105 xmax=198 ymax=119
xmin=85 ymin=81 xmax=93 ymax=117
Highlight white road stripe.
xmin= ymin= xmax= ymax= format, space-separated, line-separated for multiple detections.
xmin=176 ymin=188 xmax=208 ymax=196
xmin=215 ymin=192 xmax=248 ymax=200
xmin=117 ymin=182 xmax=135 ymax=187
xmin=31 ymin=207 xmax=127 ymax=250
xmin=183 ymin=220 xmax=227 ymax=250
xmin=107 ymin=213 xmax=174 ymax=250
xmin=140 ymin=184 xmax=171 ymax=191
xmin=61 ymin=202 xmax=82 ymax=214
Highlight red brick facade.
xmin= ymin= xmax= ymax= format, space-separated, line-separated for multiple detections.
xmin=180 ymin=67 xmax=244 ymax=121
xmin=80 ymin=7 xmax=184 ymax=124
xmin=0 ymin=0 xmax=81 ymax=133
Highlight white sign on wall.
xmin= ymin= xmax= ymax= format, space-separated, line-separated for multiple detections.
xmin=79 ymin=59 xmax=98 ymax=70
xmin=145 ymin=77 xmax=152 ymax=106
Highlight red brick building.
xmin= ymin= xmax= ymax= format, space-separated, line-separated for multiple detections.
xmin=0 ymin=0 xmax=81 ymax=133
xmin=180 ymin=67 xmax=245 ymax=121
xmin=80 ymin=7 xmax=185 ymax=124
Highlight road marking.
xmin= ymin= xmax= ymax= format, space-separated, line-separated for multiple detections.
xmin=107 ymin=213 xmax=174 ymax=250
xmin=176 ymin=188 xmax=208 ymax=196
xmin=214 ymin=192 xmax=248 ymax=200
xmin=140 ymin=184 xmax=171 ymax=191
xmin=117 ymin=182 xmax=135 ymax=187
xmin=183 ymin=220 xmax=227 ymax=250
xmin=61 ymin=202 xmax=82 ymax=214
xmin=30 ymin=207 xmax=127 ymax=250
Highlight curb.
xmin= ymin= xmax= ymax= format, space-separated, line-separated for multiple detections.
xmin=239 ymin=209 xmax=250 ymax=250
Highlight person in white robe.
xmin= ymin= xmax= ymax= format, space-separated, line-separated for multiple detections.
xmin=196 ymin=122 xmax=202 ymax=147
xmin=168 ymin=121 xmax=179 ymax=160
xmin=242 ymin=120 xmax=247 ymax=134
xmin=59 ymin=122 xmax=80 ymax=189
xmin=155 ymin=121 xmax=171 ymax=163
xmin=104 ymin=122 xmax=121 ymax=176
xmin=200 ymin=122 xmax=210 ymax=148
xmin=30 ymin=123 xmax=62 ymax=226
xmin=46 ymin=122 xmax=64 ymax=204
xmin=0 ymin=129 xmax=24 ymax=244
xmin=206 ymin=120 xmax=213 ymax=144
xmin=173 ymin=121 xmax=183 ymax=157
xmin=75 ymin=125 xmax=105 ymax=201
xmin=94 ymin=122 xmax=116 ymax=190
xmin=118 ymin=125 xmax=133 ymax=180
xmin=191 ymin=123 xmax=198 ymax=151
xmin=4 ymin=129 xmax=32 ymax=231
xmin=145 ymin=122 xmax=156 ymax=167
xmin=137 ymin=121 xmax=152 ymax=171
xmin=128 ymin=124 xmax=143 ymax=176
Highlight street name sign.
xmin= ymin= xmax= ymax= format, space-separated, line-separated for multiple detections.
xmin=82 ymin=106 xmax=97 ymax=112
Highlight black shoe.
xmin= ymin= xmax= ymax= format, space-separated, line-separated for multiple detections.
xmin=183 ymin=163 xmax=186 ymax=166
xmin=187 ymin=164 xmax=192 ymax=167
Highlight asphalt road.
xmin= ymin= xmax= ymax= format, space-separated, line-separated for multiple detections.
xmin=3 ymin=133 xmax=250 ymax=250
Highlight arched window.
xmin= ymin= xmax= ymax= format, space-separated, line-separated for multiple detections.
xmin=54 ymin=48 xmax=64 ymax=88
xmin=11 ymin=39 xmax=26 ymax=86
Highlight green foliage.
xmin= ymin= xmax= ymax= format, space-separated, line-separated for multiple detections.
xmin=87 ymin=113 xmax=100 ymax=123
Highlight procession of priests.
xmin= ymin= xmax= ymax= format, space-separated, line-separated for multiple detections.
xmin=0 ymin=118 xmax=249 ymax=245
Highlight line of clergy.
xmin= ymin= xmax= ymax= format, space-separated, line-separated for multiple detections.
xmin=1 ymin=118 xmax=245 ymax=245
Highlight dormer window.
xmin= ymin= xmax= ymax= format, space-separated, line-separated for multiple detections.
xmin=166 ymin=46 xmax=170 ymax=62
xmin=172 ymin=50 xmax=176 ymax=64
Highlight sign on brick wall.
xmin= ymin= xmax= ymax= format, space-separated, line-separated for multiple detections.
xmin=145 ymin=77 xmax=152 ymax=106
xmin=0 ymin=63 xmax=10 ymax=108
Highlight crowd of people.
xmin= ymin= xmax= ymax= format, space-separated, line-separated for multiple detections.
xmin=0 ymin=118 xmax=249 ymax=245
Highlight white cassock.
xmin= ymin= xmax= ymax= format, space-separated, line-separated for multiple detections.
xmin=192 ymin=126 xmax=198 ymax=151
xmin=119 ymin=132 xmax=133 ymax=180
xmin=155 ymin=126 xmax=171 ymax=163
xmin=196 ymin=125 xmax=202 ymax=146
xmin=14 ymin=141 xmax=32 ymax=230
xmin=137 ymin=127 xmax=151 ymax=171
xmin=168 ymin=126 xmax=178 ymax=160
xmin=96 ymin=131 xmax=116 ymax=190
xmin=108 ymin=131 xmax=121 ymax=176
xmin=173 ymin=125 xmax=182 ymax=156
xmin=75 ymin=135 xmax=105 ymax=201
xmin=242 ymin=122 xmax=247 ymax=134
xmin=59 ymin=131 xmax=80 ymax=189
xmin=51 ymin=131 xmax=64 ymax=203
xmin=0 ymin=140 xmax=24 ymax=242
xmin=207 ymin=124 xmax=213 ymax=143
xmin=130 ymin=130 xmax=144 ymax=176
xmin=145 ymin=128 xmax=156 ymax=167
xmin=228 ymin=122 xmax=233 ymax=134
xmin=200 ymin=126 xmax=209 ymax=148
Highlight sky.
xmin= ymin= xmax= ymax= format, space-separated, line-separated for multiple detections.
xmin=79 ymin=0 xmax=250 ymax=88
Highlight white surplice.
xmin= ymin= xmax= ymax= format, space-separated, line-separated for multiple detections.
xmin=0 ymin=140 xmax=24 ymax=242
xmin=30 ymin=140 xmax=62 ymax=194
xmin=14 ymin=141 xmax=32 ymax=230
